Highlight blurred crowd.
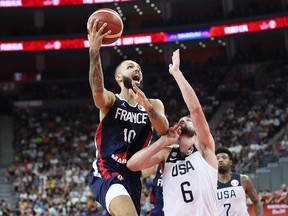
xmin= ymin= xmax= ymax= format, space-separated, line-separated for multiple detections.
xmin=3 ymin=106 xmax=103 ymax=216
xmin=257 ymin=184 xmax=288 ymax=205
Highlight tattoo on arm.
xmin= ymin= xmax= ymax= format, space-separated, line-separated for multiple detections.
xmin=89 ymin=50 xmax=104 ymax=93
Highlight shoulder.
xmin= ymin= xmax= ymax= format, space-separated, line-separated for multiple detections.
xmin=195 ymin=141 xmax=218 ymax=169
xmin=163 ymin=145 xmax=177 ymax=159
xmin=99 ymin=92 xmax=116 ymax=118
xmin=240 ymin=174 xmax=254 ymax=190
xmin=163 ymin=145 xmax=175 ymax=155
xmin=149 ymin=98 xmax=164 ymax=108
xmin=240 ymin=173 xmax=250 ymax=182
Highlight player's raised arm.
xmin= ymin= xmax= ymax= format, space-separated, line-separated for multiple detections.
xmin=168 ymin=49 xmax=217 ymax=168
xmin=88 ymin=19 xmax=115 ymax=114
xmin=168 ymin=49 xmax=211 ymax=147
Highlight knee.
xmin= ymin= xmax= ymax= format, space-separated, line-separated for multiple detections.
xmin=108 ymin=195 xmax=138 ymax=216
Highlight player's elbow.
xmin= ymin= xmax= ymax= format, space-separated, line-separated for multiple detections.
xmin=157 ymin=127 xmax=169 ymax=136
xmin=92 ymin=91 xmax=112 ymax=109
xmin=126 ymin=160 xmax=139 ymax=172
xmin=155 ymin=120 xmax=169 ymax=135
xmin=189 ymin=104 xmax=202 ymax=115
xmin=92 ymin=91 xmax=103 ymax=105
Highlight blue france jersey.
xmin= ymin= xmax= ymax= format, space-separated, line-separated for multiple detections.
xmin=93 ymin=94 xmax=152 ymax=177
xmin=149 ymin=165 xmax=164 ymax=216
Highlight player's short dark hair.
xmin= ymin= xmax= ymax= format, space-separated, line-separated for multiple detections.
xmin=115 ymin=60 xmax=126 ymax=77
xmin=215 ymin=147 xmax=234 ymax=161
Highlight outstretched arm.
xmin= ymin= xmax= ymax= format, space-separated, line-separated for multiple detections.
xmin=168 ymin=49 xmax=213 ymax=150
xmin=88 ymin=19 xmax=115 ymax=116
xmin=169 ymin=49 xmax=217 ymax=168
xmin=127 ymin=125 xmax=181 ymax=171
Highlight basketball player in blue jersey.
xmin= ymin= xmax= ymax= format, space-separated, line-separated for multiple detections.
xmin=148 ymin=166 xmax=163 ymax=216
xmin=216 ymin=147 xmax=263 ymax=216
xmin=127 ymin=49 xmax=218 ymax=216
xmin=87 ymin=19 xmax=169 ymax=216
xmin=143 ymin=165 xmax=164 ymax=216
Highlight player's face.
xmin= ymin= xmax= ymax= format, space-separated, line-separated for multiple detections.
xmin=216 ymin=153 xmax=232 ymax=174
xmin=120 ymin=60 xmax=143 ymax=89
xmin=178 ymin=116 xmax=195 ymax=137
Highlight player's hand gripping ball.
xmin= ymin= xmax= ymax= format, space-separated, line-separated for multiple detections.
xmin=87 ymin=8 xmax=123 ymax=44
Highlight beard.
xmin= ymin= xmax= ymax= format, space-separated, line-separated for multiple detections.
xmin=218 ymin=166 xmax=229 ymax=174
xmin=180 ymin=125 xmax=195 ymax=137
xmin=123 ymin=75 xmax=143 ymax=90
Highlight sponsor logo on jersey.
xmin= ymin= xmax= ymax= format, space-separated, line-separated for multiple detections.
xmin=231 ymin=179 xmax=239 ymax=187
xmin=171 ymin=152 xmax=177 ymax=158
xmin=115 ymin=107 xmax=148 ymax=124
xmin=168 ymin=152 xmax=178 ymax=162
xmin=111 ymin=152 xmax=127 ymax=164
xmin=137 ymin=104 xmax=146 ymax=111
xmin=117 ymin=174 xmax=124 ymax=181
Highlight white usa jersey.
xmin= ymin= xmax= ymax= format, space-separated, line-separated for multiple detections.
xmin=162 ymin=146 xmax=218 ymax=216
xmin=217 ymin=173 xmax=249 ymax=216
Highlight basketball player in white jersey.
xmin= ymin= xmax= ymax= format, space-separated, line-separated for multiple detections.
xmin=127 ymin=49 xmax=218 ymax=216
xmin=216 ymin=147 xmax=263 ymax=216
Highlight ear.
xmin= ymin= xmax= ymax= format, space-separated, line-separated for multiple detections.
xmin=115 ymin=74 xmax=122 ymax=83
xmin=229 ymin=160 xmax=233 ymax=166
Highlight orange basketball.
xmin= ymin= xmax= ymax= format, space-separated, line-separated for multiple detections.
xmin=87 ymin=8 xmax=123 ymax=44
